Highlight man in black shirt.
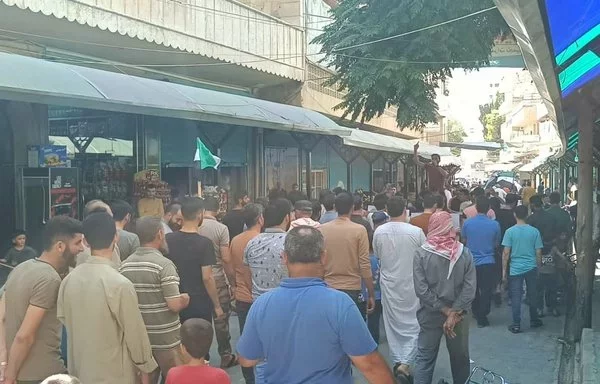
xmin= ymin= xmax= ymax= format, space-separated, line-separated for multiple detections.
xmin=351 ymin=195 xmax=373 ymax=246
xmin=166 ymin=197 xmax=224 ymax=326
xmin=527 ymin=195 xmax=560 ymax=317
xmin=223 ymin=191 xmax=251 ymax=241
xmin=493 ymin=193 xmax=518 ymax=305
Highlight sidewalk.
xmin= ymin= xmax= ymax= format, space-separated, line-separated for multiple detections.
xmin=211 ymin=299 xmax=564 ymax=384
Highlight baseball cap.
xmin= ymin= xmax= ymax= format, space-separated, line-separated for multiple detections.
xmin=372 ymin=211 xmax=389 ymax=225
xmin=294 ymin=200 xmax=313 ymax=213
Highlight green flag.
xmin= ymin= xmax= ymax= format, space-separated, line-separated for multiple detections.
xmin=194 ymin=137 xmax=221 ymax=169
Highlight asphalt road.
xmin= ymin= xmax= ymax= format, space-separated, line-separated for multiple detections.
xmin=209 ymin=299 xmax=563 ymax=384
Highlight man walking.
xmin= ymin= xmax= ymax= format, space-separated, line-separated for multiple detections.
xmin=2 ymin=217 xmax=84 ymax=384
xmin=76 ymin=200 xmax=121 ymax=268
xmin=319 ymin=192 xmax=375 ymax=318
xmin=502 ymin=205 xmax=544 ymax=333
xmin=237 ymin=227 xmax=395 ymax=384
xmin=197 ymin=197 xmax=237 ymax=368
xmin=166 ymin=197 xmax=224 ymax=326
xmin=111 ymin=200 xmax=140 ymax=260
xmin=373 ymin=197 xmax=425 ymax=383
xmin=461 ymin=196 xmax=501 ymax=327
xmin=162 ymin=202 xmax=183 ymax=234
xmin=58 ymin=212 xmax=157 ymax=384
xmin=120 ymin=217 xmax=190 ymax=381
xmin=527 ymin=195 xmax=561 ymax=317
xmin=413 ymin=211 xmax=476 ymax=384
xmin=229 ymin=203 xmax=264 ymax=384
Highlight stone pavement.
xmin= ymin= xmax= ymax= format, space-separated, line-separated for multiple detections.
xmin=210 ymin=300 xmax=563 ymax=384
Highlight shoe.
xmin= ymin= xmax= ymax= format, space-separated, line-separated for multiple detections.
xmin=220 ymin=354 xmax=239 ymax=369
xmin=552 ymin=308 xmax=562 ymax=317
xmin=477 ymin=317 xmax=490 ymax=328
xmin=508 ymin=324 xmax=521 ymax=333
xmin=531 ymin=319 xmax=544 ymax=328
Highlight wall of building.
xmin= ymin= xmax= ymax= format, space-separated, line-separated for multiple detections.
xmin=351 ymin=156 xmax=370 ymax=192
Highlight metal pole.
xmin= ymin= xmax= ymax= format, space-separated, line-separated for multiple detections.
xmin=347 ymin=162 xmax=352 ymax=192
xmin=306 ymin=150 xmax=312 ymax=199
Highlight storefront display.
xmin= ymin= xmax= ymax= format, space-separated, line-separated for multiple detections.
xmin=203 ymin=185 xmax=228 ymax=217
xmin=73 ymin=155 xmax=134 ymax=203
xmin=134 ymin=169 xmax=171 ymax=206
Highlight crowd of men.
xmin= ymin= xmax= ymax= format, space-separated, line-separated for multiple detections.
xmin=0 ymin=163 xmax=578 ymax=384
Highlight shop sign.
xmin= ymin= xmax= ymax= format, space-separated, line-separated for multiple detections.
xmin=28 ymin=145 xmax=69 ymax=168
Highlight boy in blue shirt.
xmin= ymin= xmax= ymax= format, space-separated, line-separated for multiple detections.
xmin=501 ymin=205 xmax=543 ymax=333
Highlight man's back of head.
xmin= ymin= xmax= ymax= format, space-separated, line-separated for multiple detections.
xmin=352 ymin=195 xmax=363 ymax=212
xmin=243 ymin=203 xmax=264 ymax=229
xmin=334 ymin=192 xmax=353 ymax=216
xmin=83 ymin=212 xmax=117 ymax=252
xmin=529 ymin=195 xmax=543 ymax=211
xmin=203 ymin=196 xmax=220 ymax=213
xmin=372 ymin=193 xmax=388 ymax=211
xmin=135 ymin=216 xmax=163 ymax=246
xmin=505 ymin=193 xmax=520 ymax=207
xmin=549 ymin=191 xmax=561 ymax=205
xmin=264 ymin=199 xmax=292 ymax=228
xmin=110 ymin=200 xmax=134 ymax=223
xmin=475 ymin=196 xmax=490 ymax=215
xmin=423 ymin=194 xmax=437 ymax=211
xmin=294 ymin=200 xmax=313 ymax=219
xmin=84 ymin=199 xmax=112 ymax=218
xmin=514 ymin=205 xmax=529 ymax=221
xmin=386 ymin=196 xmax=407 ymax=218
xmin=180 ymin=197 xmax=204 ymax=221
xmin=284 ymin=226 xmax=324 ymax=265
xmin=322 ymin=193 xmax=335 ymax=211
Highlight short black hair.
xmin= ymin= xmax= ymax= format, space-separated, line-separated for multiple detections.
xmin=386 ymin=196 xmax=407 ymax=218
xmin=165 ymin=202 xmax=181 ymax=215
xmin=322 ymin=193 xmax=335 ymax=211
xmin=181 ymin=318 xmax=213 ymax=359
xmin=505 ymin=193 xmax=520 ymax=205
xmin=42 ymin=216 xmax=83 ymax=251
xmin=319 ymin=189 xmax=332 ymax=203
xmin=234 ymin=191 xmax=248 ymax=203
xmin=82 ymin=212 xmax=116 ymax=250
xmin=423 ymin=194 xmax=437 ymax=209
xmin=243 ymin=203 xmax=264 ymax=228
xmin=311 ymin=199 xmax=322 ymax=221
xmin=204 ymin=196 xmax=220 ymax=212
xmin=471 ymin=187 xmax=485 ymax=198
xmin=180 ymin=197 xmax=204 ymax=221
xmin=550 ymin=191 xmax=561 ymax=205
xmin=373 ymin=193 xmax=388 ymax=211
xmin=264 ymin=198 xmax=292 ymax=228
xmin=110 ymin=200 xmax=134 ymax=222
xmin=514 ymin=205 xmax=529 ymax=220
xmin=529 ymin=194 xmax=543 ymax=209
xmin=475 ymin=196 xmax=490 ymax=214
xmin=431 ymin=154 xmax=441 ymax=161
xmin=334 ymin=192 xmax=353 ymax=215
xmin=353 ymin=195 xmax=363 ymax=211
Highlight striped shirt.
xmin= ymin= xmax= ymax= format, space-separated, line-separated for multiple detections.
xmin=120 ymin=247 xmax=182 ymax=350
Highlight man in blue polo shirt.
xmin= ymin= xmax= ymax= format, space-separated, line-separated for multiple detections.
xmin=461 ymin=196 xmax=501 ymax=328
xmin=237 ymin=226 xmax=395 ymax=384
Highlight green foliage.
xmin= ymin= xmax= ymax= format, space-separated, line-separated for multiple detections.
xmin=479 ymin=92 xmax=505 ymax=141
xmin=314 ymin=0 xmax=508 ymax=130
xmin=447 ymin=120 xmax=467 ymax=156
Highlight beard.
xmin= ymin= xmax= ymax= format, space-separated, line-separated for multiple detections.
xmin=168 ymin=221 xmax=182 ymax=232
xmin=63 ymin=249 xmax=78 ymax=269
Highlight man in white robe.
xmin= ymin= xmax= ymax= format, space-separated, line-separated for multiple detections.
xmin=373 ymin=196 xmax=425 ymax=382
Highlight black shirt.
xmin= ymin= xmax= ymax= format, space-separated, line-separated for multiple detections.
xmin=527 ymin=209 xmax=556 ymax=254
xmin=495 ymin=207 xmax=516 ymax=240
xmin=165 ymin=231 xmax=215 ymax=297
xmin=351 ymin=214 xmax=374 ymax=247
xmin=449 ymin=197 xmax=462 ymax=212
xmin=222 ymin=209 xmax=245 ymax=241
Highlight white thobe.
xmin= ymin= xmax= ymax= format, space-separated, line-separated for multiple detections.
xmin=373 ymin=221 xmax=425 ymax=365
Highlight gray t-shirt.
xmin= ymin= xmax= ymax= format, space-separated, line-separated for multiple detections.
xmin=117 ymin=229 xmax=140 ymax=261
xmin=4 ymin=246 xmax=37 ymax=266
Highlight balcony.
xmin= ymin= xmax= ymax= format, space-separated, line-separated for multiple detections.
xmin=0 ymin=0 xmax=304 ymax=88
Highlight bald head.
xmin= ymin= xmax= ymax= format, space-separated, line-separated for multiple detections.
xmin=84 ymin=199 xmax=112 ymax=218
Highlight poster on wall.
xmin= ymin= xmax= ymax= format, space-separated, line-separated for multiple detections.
xmin=50 ymin=168 xmax=79 ymax=219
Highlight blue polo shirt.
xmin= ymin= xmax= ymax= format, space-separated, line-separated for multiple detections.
xmin=461 ymin=214 xmax=501 ymax=266
xmin=502 ymin=224 xmax=543 ymax=276
xmin=237 ymin=277 xmax=377 ymax=384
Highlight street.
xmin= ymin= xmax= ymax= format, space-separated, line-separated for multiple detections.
xmin=212 ymin=300 xmax=563 ymax=384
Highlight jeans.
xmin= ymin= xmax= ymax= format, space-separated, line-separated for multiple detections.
xmin=538 ymin=272 xmax=558 ymax=310
xmin=413 ymin=308 xmax=470 ymax=384
xmin=472 ymin=264 xmax=495 ymax=322
xmin=237 ymin=301 xmax=255 ymax=384
xmin=508 ymin=268 xmax=539 ymax=326
xmin=367 ymin=299 xmax=382 ymax=344
xmin=255 ymin=361 xmax=266 ymax=384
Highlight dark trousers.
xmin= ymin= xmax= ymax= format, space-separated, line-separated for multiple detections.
xmin=180 ymin=295 xmax=213 ymax=360
xmin=413 ymin=308 xmax=470 ymax=384
xmin=237 ymin=301 xmax=255 ymax=384
xmin=472 ymin=264 xmax=495 ymax=322
xmin=339 ymin=289 xmax=367 ymax=320
xmin=538 ymin=272 xmax=558 ymax=310
xmin=367 ymin=299 xmax=382 ymax=344
xmin=508 ymin=268 xmax=539 ymax=326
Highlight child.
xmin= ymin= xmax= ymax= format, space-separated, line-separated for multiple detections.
xmin=1 ymin=230 xmax=37 ymax=267
xmin=166 ymin=319 xmax=231 ymax=384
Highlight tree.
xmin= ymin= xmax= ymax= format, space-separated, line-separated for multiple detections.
xmin=479 ymin=92 xmax=505 ymax=141
xmin=314 ymin=0 xmax=508 ymax=130
xmin=446 ymin=120 xmax=467 ymax=156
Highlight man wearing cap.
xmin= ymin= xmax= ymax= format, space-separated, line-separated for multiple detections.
xmin=289 ymin=200 xmax=321 ymax=230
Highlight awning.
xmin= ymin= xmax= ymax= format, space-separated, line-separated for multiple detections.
xmin=438 ymin=141 xmax=503 ymax=151
xmin=0 ymin=52 xmax=348 ymax=136
xmin=340 ymin=129 xmax=450 ymax=157
xmin=519 ymin=154 xmax=551 ymax=172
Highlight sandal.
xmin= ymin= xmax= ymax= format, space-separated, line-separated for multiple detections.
xmin=220 ymin=354 xmax=239 ymax=369
xmin=508 ymin=324 xmax=521 ymax=334
xmin=393 ymin=363 xmax=413 ymax=384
